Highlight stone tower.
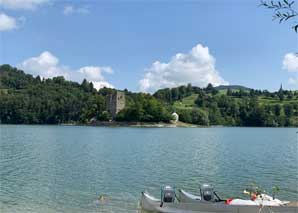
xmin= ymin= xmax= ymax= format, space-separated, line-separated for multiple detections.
xmin=106 ymin=91 xmax=125 ymax=118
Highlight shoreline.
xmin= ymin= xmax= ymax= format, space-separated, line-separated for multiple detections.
xmin=87 ymin=121 xmax=199 ymax=128
xmin=1 ymin=122 xmax=297 ymax=128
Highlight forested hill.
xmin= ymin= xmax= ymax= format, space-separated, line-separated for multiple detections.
xmin=1 ymin=64 xmax=298 ymax=126
xmin=153 ymin=84 xmax=298 ymax=126
xmin=0 ymin=65 xmax=172 ymax=124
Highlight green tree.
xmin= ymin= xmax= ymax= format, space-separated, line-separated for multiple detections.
xmin=191 ymin=108 xmax=209 ymax=126
xmin=227 ymin=88 xmax=233 ymax=96
xmin=274 ymin=104 xmax=282 ymax=116
xmin=284 ymin=104 xmax=294 ymax=116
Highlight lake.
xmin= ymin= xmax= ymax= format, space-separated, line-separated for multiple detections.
xmin=0 ymin=125 xmax=297 ymax=212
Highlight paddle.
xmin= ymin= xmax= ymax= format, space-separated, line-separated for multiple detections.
xmin=214 ymin=191 xmax=226 ymax=202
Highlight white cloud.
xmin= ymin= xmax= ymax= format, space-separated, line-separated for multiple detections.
xmin=288 ymin=77 xmax=298 ymax=86
xmin=0 ymin=12 xmax=17 ymax=31
xmin=283 ymin=53 xmax=298 ymax=72
xmin=79 ymin=66 xmax=113 ymax=81
xmin=78 ymin=66 xmax=114 ymax=89
xmin=18 ymin=51 xmax=70 ymax=78
xmin=63 ymin=5 xmax=89 ymax=15
xmin=282 ymin=53 xmax=298 ymax=88
xmin=18 ymin=51 xmax=113 ymax=90
xmin=0 ymin=0 xmax=48 ymax=10
xmin=139 ymin=44 xmax=228 ymax=92
xmin=92 ymin=81 xmax=114 ymax=90
xmin=63 ymin=5 xmax=74 ymax=15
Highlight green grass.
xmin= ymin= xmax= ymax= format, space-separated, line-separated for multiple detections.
xmin=217 ymin=89 xmax=227 ymax=95
xmin=0 ymin=89 xmax=8 ymax=94
xmin=173 ymin=94 xmax=197 ymax=109
xmin=258 ymin=96 xmax=297 ymax=105
xmin=172 ymin=93 xmax=297 ymax=110
xmin=216 ymin=88 xmax=249 ymax=95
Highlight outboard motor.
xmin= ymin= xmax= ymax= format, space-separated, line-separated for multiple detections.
xmin=161 ymin=186 xmax=175 ymax=205
xmin=200 ymin=183 xmax=215 ymax=202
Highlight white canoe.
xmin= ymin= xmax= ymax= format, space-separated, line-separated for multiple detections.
xmin=178 ymin=189 xmax=202 ymax=203
xmin=178 ymin=189 xmax=292 ymax=206
xmin=140 ymin=191 xmax=298 ymax=213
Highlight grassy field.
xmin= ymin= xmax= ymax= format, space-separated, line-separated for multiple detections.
xmin=173 ymin=93 xmax=298 ymax=126
xmin=258 ymin=97 xmax=297 ymax=105
xmin=173 ymin=94 xmax=197 ymax=109
xmin=0 ymin=89 xmax=8 ymax=94
xmin=173 ymin=92 xmax=298 ymax=110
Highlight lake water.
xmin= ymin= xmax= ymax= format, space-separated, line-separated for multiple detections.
xmin=0 ymin=125 xmax=297 ymax=212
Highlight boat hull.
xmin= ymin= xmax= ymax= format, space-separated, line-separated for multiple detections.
xmin=141 ymin=192 xmax=298 ymax=213
xmin=178 ymin=189 xmax=202 ymax=203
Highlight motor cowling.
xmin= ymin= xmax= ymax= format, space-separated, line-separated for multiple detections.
xmin=200 ymin=184 xmax=215 ymax=202
xmin=161 ymin=186 xmax=175 ymax=203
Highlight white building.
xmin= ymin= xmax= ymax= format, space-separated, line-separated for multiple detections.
xmin=171 ymin=112 xmax=179 ymax=122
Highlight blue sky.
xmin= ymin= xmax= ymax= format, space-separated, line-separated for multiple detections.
xmin=0 ymin=0 xmax=297 ymax=92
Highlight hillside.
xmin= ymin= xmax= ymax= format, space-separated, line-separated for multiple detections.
xmin=215 ymin=85 xmax=251 ymax=91
xmin=153 ymin=83 xmax=298 ymax=127
xmin=1 ymin=64 xmax=298 ymax=127
xmin=172 ymin=90 xmax=298 ymax=109
xmin=0 ymin=65 xmax=172 ymax=124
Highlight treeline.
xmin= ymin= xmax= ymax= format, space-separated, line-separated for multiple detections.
xmin=0 ymin=65 xmax=171 ymax=124
xmin=154 ymin=83 xmax=298 ymax=127
xmin=1 ymin=64 xmax=297 ymax=126
xmin=116 ymin=91 xmax=172 ymax=122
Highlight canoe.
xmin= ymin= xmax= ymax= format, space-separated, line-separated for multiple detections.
xmin=140 ymin=191 xmax=298 ymax=213
xmin=178 ymin=189 xmax=290 ymax=206
xmin=178 ymin=189 xmax=202 ymax=203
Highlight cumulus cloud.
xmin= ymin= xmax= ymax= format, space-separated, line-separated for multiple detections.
xmin=0 ymin=12 xmax=17 ymax=31
xmin=18 ymin=51 xmax=113 ymax=90
xmin=0 ymin=0 xmax=48 ymax=10
xmin=63 ymin=5 xmax=90 ymax=15
xmin=288 ymin=77 xmax=298 ymax=85
xmin=78 ymin=66 xmax=114 ymax=89
xmin=283 ymin=53 xmax=298 ymax=72
xmin=139 ymin=44 xmax=228 ymax=92
xmin=19 ymin=51 xmax=70 ymax=78
xmin=79 ymin=66 xmax=113 ymax=81
xmin=282 ymin=53 xmax=298 ymax=88
xmin=0 ymin=0 xmax=45 ymax=30
xmin=92 ymin=81 xmax=114 ymax=90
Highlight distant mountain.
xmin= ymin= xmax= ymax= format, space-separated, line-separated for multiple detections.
xmin=215 ymin=85 xmax=251 ymax=91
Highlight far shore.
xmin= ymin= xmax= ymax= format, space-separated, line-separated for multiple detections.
xmin=1 ymin=122 xmax=297 ymax=128
xmin=87 ymin=121 xmax=199 ymax=128
xmin=0 ymin=121 xmax=198 ymax=127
